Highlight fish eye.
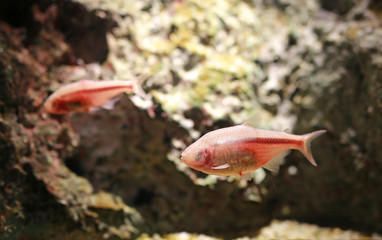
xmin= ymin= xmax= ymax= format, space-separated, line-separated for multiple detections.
xmin=203 ymin=149 xmax=212 ymax=164
xmin=195 ymin=149 xmax=212 ymax=164
xmin=196 ymin=151 xmax=203 ymax=161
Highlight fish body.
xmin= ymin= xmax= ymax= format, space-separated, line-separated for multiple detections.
xmin=181 ymin=123 xmax=326 ymax=177
xmin=43 ymin=78 xmax=144 ymax=114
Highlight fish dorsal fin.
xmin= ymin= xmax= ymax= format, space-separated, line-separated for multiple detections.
xmin=242 ymin=115 xmax=262 ymax=128
xmin=262 ymin=150 xmax=291 ymax=173
xmin=211 ymin=163 xmax=230 ymax=170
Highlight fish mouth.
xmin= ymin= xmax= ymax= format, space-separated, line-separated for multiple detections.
xmin=180 ymin=149 xmax=187 ymax=161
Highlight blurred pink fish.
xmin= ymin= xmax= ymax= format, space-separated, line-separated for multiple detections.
xmin=181 ymin=120 xmax=326 ymax=178
xmin=43 ymin=77 xmax=145 ymax=114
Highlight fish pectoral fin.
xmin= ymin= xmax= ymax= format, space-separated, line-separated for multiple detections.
xmin=262 ymin=150 xmax=291 ymax=173
xmin=210 ymin=163 xmax=230 ymax=170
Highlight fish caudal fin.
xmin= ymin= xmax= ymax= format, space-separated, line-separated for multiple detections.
xmin=300 ymin=130 xmax=327 ymax=166
xmin=133 ymin=75 xmax=148 ymax=98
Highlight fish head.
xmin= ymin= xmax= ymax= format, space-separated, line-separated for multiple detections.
xmin=181 ymin=139 xmax=213 ymax=172
xmin=43 ymin=99 xmax=53 ymax=112
xmin=43 ymin=96 xmax=62 ymax=114
xmin=43 ymin=97 xmax=70 ymax=114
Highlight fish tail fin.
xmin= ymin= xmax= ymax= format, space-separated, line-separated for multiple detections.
xmin=300 ymin=130 xmax=327 ymax=166
xmin=133 ymin=74 xmax=148 ymax=98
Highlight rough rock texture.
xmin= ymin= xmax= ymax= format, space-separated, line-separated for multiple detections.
xmin=0 ymin=3 xmax=142 ymax=239
xmin=1 ymin=0 xmax=382 ymax=239
xmin=272 ymin=21 xmax=382 ymax=232
xmin=138 ymin=220 xmax=381 ymax=240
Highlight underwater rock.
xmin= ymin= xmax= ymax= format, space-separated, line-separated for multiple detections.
xmin=0 ymin=4 xmax=143 ymax=239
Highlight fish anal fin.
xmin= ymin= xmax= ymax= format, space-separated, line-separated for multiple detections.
xmin=211 ymin=163 xmax=230 ymax=170
xmin=240 ymin=172 xmax=253 ymax=181
xmin=262 ymin=150 xmax=291 ymax=173
xmin=101 ymin=97 xmax=121 ymax=110
xmin=89 ymin=97 xmax=122 ymax=113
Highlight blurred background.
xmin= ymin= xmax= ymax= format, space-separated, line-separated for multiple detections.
xmin=0 ymin=0 xmax=381 ymax=239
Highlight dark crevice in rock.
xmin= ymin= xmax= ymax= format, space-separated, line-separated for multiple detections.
xmin=54 ymin=1 xmax=116 ymax=64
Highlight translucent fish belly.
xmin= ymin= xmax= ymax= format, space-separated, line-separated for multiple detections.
xmin=213 ymin=144 xmax=259 ymax=174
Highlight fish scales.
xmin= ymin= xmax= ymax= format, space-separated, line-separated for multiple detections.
xmin=181 ymin=123 xmax=326 ymax=178
xmin=214 ymin=143 xmax=257 ymax=172
xmin=44 ymin=78 xmax=144 ymax=114
xmin=58 ymin=85 xmax=132 ymax=108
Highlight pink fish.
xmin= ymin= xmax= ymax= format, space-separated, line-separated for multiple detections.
xmin=43 ymin=77 xmax=145 ymax=114
xmin=181 ymin=120 xmax=326 ymax=178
